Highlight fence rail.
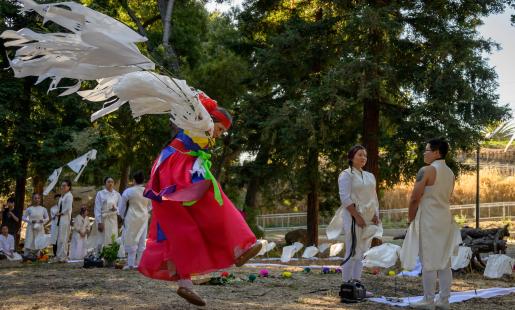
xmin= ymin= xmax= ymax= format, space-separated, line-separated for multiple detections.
xmin=256 ymin=201 xmax=515 ymax=231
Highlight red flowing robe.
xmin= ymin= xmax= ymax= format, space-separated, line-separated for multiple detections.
xmin=139 ymin=131 xmax=256 ymax=280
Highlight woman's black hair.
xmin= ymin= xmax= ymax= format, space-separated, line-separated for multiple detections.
xmin=427 ymin=138 xmax=449 ymax=159
xmin=80 ymin=206 xmax=88 ymax=215
xmin=347 ymin=145 xmax=367 ymax=172
xmin=62 ymin=179 xmax=72 ymax=190
xmin=133 ymin=171 xmax=145 ymax=184
xmin=103 ymin=176 xmax=114 ymax=184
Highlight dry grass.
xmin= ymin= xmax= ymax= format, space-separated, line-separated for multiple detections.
xmin=381 ymin=167 xmax=515 ymax=210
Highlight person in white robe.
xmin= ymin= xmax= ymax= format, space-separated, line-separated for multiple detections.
xmin=400 ymin=139 xmax=461 ymax=309
xmin=22 ymin=194 xmax=49 ymax=256
xmin=327 ymin=145 xmax=382 ymax=285
xmin=0 ymin=225 xmax=22 ymax=261
xmin=90 ymin=177 xmax=121 ymax=253
xmin=54 ymin=180 xmax=73 ymax=262
xmin=69 ymin=205 xmax=91 ymax=260
xmin=49 ymin=194 xmax=61 ymax=257
xmin=118 ymin=171 xmax=151 ymax=269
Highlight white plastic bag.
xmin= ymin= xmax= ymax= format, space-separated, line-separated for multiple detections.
xmin=256 ymin=239 xmax=268 ymax=256
xmin=484 ymin=254 xmax=514 ymax=279
xmin=265 ymin=241 xmax=276 ymax=253
xmin=293 ymin=242 xmax=304 ymax=253
xmin=280 ymin=245 xmax=296 ymax=263
xmin=329 ymin=243 xmax=344 ymax=257
xmin=318 ymin=243 xmax=330 ymax=254
xmin=363 ymin=243 xmax=400 ymax=268
xmin=451 ymin=246 xmax=472 ymax=270
xmin=302 ymin=246 xmax=319 ymax=259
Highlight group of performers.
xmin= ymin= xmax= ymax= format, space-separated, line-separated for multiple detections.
xmin=334 ymin=139 xmax=460 ymax=309
xmin=0 ymin=171 xmax=152 ymax=268
xmin=0 ymin=2 xmax=462 ymax=308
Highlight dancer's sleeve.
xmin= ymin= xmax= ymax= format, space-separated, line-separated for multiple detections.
xmin=22 ymin=209 xmax=30 ymax=223
xmin=94 ymin=192 xmax=103 ymax=223
xmin=338 ymin=172 xmax=353 ymax=208
xmin=43 ymin=208 xmax=49 ymax=225
xmin=117 ymin=190 xmax=129 ymax=220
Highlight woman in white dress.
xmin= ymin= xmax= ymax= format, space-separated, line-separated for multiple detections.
xmin=49 ymin=194 xmax=61 ymax=256
xmin=327 ymin=145 xmax=383 ymax=284
xmin=90 ymin=177 xmax=121 ymax=253
xmin=55 ymin=180 xmax=74 ymax=262
xmin=69 ymin=205 xmax=90 ymax=260
xmin=22 ymin=193 xmax=49 ymax=256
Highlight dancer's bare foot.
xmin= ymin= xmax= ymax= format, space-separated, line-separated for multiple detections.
xmin=177 ymin=287 xmax=206 ymax=306
xmin=235 ymin=242 xmax=262 ymax=267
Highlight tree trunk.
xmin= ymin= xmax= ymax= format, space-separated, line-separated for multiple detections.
xmin=241 ymin=147 xmax=270 ymax=238
xmin=119 ymin=160 xmax=131 ymax=194
xmin=213 ymin=133 xmax=232 ymax=181
xmin=306 ymin=146 xmax=320 ymax=246
xmin=12 ymin=78 xmax=33 ymax=249
xmin=158 ymin=0 xmax=180 ymax=73
xmin=13 ymin=157 xmax=28 ymax=250
xmin=32 ymin=174 xmax=45 ymax=195
xmin=305 ymin=7 xmax=323 ymax=247
xmin=363 ymin=98 xmax=380 ymax=180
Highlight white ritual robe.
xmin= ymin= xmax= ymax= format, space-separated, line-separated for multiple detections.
xmin=55 ymin=191 xmax=73 ymax=260
xmin=0 ymin=234 xmax=22 ymax=261
xmin=89 ymin=189 xmax=121 ymax=251
xmin=69 ymin=214 xmax=90 ymax=260
xmin=118 ymin=185 xmax=151 ymax=247
xmin=401 ymin=160 xmax=462 ymax=271
xmin=327 ymin=168 xmax=383 ymax=256
xmin=22 ymin=205 xmax=49 ymax=251
xmin=49 ymin=205 xmax=59 ymax=245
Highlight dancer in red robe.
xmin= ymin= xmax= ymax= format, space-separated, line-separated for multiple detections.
xmin=140 ymin=94 xmax=261 ymax=306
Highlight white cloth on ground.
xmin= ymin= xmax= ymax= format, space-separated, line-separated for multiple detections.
xmin=398 ymin=256 xmax=422 ymax=277
xmin=363 ymin=243 xmax=400 ymax=269
xmin=484 ymin=254 xmax=514 ymax=279
xmin=368 ymin=287 xmax=515 ymax=307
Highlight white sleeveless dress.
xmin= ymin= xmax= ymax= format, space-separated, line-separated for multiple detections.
xmin=400 ymin=160 xmax=462 ymax=271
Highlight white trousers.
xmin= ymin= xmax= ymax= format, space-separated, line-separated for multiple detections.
xmin=341 ymin=229 xmax=363 ymax=282
xmin=124 ymin=225 xmax=147 ymax=267
xmin=421 ymin=235 xmax=452 ymax=302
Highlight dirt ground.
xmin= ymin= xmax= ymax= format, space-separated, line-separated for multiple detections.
xmin=0 ymin=258 xmax=513 ymax=310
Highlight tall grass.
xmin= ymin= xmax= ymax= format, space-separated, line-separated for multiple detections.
xmin=380 ymin=167 xmax=515 ymax=209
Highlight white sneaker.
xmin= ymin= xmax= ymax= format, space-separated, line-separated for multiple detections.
xmin=434 ymin=296 xmax=450 ymax=310
xmin=409 ymin=298 xmax=435 ymax=310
